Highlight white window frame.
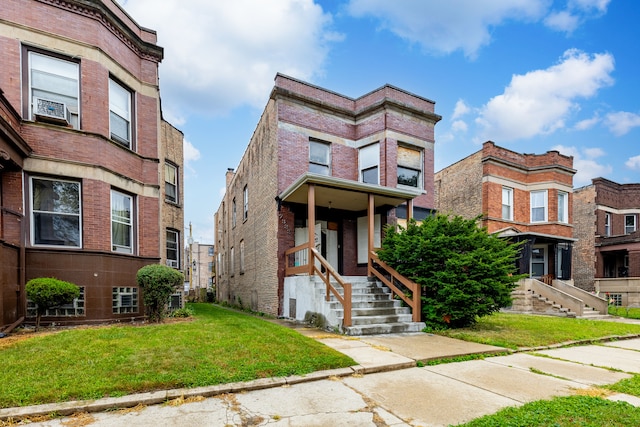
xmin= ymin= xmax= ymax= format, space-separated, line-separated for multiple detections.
xmin=557 ymin=191 xmax=568 ymax=223
xmin=230 ymin=246 xmax=235 ymax=277
xmin=111 ymin=189 xmax=134 ymax=254
xmin=530 ymin=190 xmax=548 ymax=223
xmin=502 ymin=187 xmax=513 ymax=221
xmin=604 ymin=212 xmax=611 ymax=236
xmin=625 ymin=215 xmax=637 ymax=234
xmin=164 ymin=162 xmax=178 ymax=203
xmin=359 ymin=143 xmax=380 ymax=185
xmin=30 ymin=177 xmax=82 ymax=248
xmin=240 ymin=239 xmax=245 ymax=274
xmin=109 ymin=78 xmax=133 ymax=148
xmin=232 ymin=198 xmax=237 ymax=228
xmin=166 ymin=229 xmax=179 ymax=268
xmin=28 ymin=50 xmax=80 ymax=129
xmin=396 ymin=144 xmax=423 ymax=189
xmin=309 ymin=139 xmax=331 ymax=175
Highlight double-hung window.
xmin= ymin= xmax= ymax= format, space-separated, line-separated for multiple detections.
xmin=111 ymin=190 xmax=134 ymax=254
xmin=502 ymin=187 xmax=513 ymax=221
xmin=359 ymin=143 xmax=379 ymax=184
xmin=109 ymin=78 xmax=133 ymax=148
xmin=164 ymin=162 xmax=178 ymax=203
xmin=625 ymin=215 xmax=637 ymax=234
xmin=557 ymin=191 xmax=568 ymax=223
xmin=309 ymin=139 xmax=331 ymax=175
xmin=28 ymin=50 xmax=80 ymax=129
xmin=31 ymin=177 xmax=81 ymax=247
xmin=166 ymin=229 xmax=179 ymax=268
xmin=397 ymin=145 xmax=422 ymax=188
xmin=604 ymin=213 xmax=611 ymax=236
xmin=240 ymin=239 xmax=245 ymax=274
xmin=243 ymin=185 xmax=248 ymax=221
xmin=530 ymin=190 xmax=547 ymax=223
xmin=232 ymin=198 xmax=237 ymax=227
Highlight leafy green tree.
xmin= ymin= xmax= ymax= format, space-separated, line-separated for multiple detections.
xmin=26 ymin=277 xmax=80 ymax=331
xmin=136 ymin=264 xmax=184 ymax=322
xmin=377 ymin=214 xmax=525 ymax=329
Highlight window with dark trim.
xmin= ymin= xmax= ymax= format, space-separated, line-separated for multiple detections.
xmin=31 ymin=177 xmax=81 ymax=247
xmin=309 ymin=139 xmax=331 ymax=175
xmin=165 ymin=162 xmax=178 ymax=203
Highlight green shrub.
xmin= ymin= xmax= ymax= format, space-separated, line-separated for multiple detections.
xmin=171 ymin=307 xmax=194 ymax=318
xmin=377 ymin=214 xmax=525 ymax=329
xmin=136 ymin=264 xmax=184 ymax=322
xmin=26 ymin=277 xmax=80 ymax=331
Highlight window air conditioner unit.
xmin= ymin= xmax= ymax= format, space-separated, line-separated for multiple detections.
xmin=166 ymin=259 xmax=178 ymax=268
xmin=34 ymin=97 xmax=69 ymax=125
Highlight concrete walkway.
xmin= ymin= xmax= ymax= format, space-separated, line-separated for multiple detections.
xmin=2 ymin=321 xmax=640 ymax=426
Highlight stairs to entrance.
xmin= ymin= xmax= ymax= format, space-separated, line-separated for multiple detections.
xmin=313 ymin=276 xmax=425 ymax=336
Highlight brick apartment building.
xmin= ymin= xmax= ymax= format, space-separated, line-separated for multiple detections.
xmin=214 ymin=74 xmax=440 ymax=322
xmin=0 ymin=0 xmax=184 ymax=327
xmin=435 ymin=141 xmax=576 ymax=281
xmin=573 ymin=178 xmax=640 ymax=305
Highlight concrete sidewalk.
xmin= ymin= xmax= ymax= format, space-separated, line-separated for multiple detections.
xmin=2 ymin=321 xmax=640 ymax=426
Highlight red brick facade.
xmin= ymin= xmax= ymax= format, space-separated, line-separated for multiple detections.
xmin=435 ymin=141 xmax=576 ymax=280
xmin=0 ymin=0 xmax=183 ymax=327
xmin=573 ymin=178 xmax=640 ymax=291
xmin=215 ymin=74 xmax=440 ymax=316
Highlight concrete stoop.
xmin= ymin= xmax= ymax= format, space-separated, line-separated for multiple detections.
xmin=313 ymin=276 xmax=425 ymax=336
xmin=509 ymin=288 xmax=607 ymax=319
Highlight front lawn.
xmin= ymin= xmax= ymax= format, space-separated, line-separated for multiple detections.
xmin=438 ymin=312 xmax=640 ymax=349
xmin=0 ymin=303 xmax=354 ymax=408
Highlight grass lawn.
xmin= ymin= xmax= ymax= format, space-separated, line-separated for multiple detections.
xmin=438 ymin=312 xmax=640 ymax=349
xmin=0 ymin=303 xmax=354 ymax=409
xmin=457 ymin=395 xmax=640 ymax=427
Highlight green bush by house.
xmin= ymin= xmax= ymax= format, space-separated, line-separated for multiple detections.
xmin=25 ymin=277 xmax=80 ymax=331
xmin=136 ymin=264 xmax=184 ymax=322
xmin=377 ymin=214 xmax=525 ymax=329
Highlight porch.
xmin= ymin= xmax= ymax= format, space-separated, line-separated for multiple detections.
xmin=278 ymin=173 xmax=426 ymax=334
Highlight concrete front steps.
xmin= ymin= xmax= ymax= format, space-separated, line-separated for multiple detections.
xmin=315 ymin=276 xmax=425 ymax=336
xmin=509 ymin=284 xmax=608 ymax=319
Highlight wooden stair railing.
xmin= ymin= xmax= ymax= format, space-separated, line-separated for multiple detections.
xmin=284 ymin=243 xmax=352 ymax=327
xmin=368 ymin=251 xmax=422 ymax=322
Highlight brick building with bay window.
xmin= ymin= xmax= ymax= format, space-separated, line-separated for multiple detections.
xmin=0 ymin=0 xmax=184 ymax=327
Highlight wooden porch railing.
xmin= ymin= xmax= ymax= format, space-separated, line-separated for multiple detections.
xmin=368 ymin=250 xmax=422 ymax=322
xmin=284 ymin=243 xmax=352 ymax=327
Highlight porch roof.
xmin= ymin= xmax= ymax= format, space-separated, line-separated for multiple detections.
xmin=495 ymin=226 xmax=578 ymax=243
xmin=277 ymin=172 xmax=422 ymax=211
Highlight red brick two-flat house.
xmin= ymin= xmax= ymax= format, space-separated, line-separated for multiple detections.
xmin=0 ymin=0 xmax=184 ymax=329
xmin=214 ymin=74 xmax=441 ymax=334
xmin=573 ymin=178 xmax=640 ymax=306
xmin=434 ymin=141 xmax=608 ymax=317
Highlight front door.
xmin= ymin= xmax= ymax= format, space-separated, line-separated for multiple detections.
xmin=530 ymin=244 xmax=548 ymax=278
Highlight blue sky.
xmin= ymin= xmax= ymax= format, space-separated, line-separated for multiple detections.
xmin=119 ymin=0 xmax=640 ymax=244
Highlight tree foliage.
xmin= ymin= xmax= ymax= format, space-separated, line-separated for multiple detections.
xmin=136 ymin=264 xmax=184 ymax=322
xmin=377 ymin=214 xmax=525 ymax=329
xmin=26 ymin=277 xmax=80 ymax=331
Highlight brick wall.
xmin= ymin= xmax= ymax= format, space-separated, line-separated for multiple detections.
xmin=572 ymin=184 xmax=596 ymax=290
xmin=434 ymin=151 xmax=483 ymax=218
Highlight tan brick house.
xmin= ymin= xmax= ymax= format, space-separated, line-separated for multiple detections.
xmin=0 ymin=0 xmax=184 ymax=328
xmin=214 ymin=74 xmax=440 ymax=333
xmin=435 ymin=141 xmax=576 ymax=281
xmin=573 ymin=178 xmax=640 ymax=306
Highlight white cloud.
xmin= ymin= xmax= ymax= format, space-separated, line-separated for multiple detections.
xmin=626 ymin=155 xmax=640 ymax=171
xmin=346 ymin=0 xmax=549 ymax=58
xmin=544 ymin=11 xmax=579 ymax=33
xmin=451 ymin=120 xmax=468 ymax=133
xmin=570 ymin=0 xmax=610 ymax=13
xmin=573 ymin=115 xmax=600 ymax=131
xmin=551 ymin=144 xmax=612 ymax=186
xmin=474 ymin=49 xmax=614 ymax=142
xmin=119 ymin=0 xmax=339 ymax=119
xmin=452 ymin=99 xmax=470 ymax=120
xmin=604 ymin=111 xmax=640 ymax=136
xmin=184 ymin=138 xmax=201 ymax=168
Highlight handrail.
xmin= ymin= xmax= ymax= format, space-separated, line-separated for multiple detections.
xmin=283 ymin=243 xmax=352 ymax=327
xmin=310 ymin=248 xmax=352 ymax=327
xmin=368 ymin=251 xmax=421 ymax=322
